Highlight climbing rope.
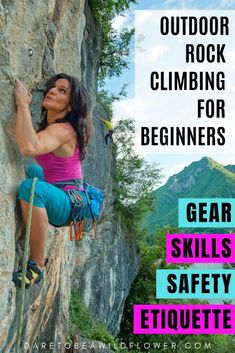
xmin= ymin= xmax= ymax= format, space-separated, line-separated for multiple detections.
xmin=15 ymin=177 xmax=38 ymax=353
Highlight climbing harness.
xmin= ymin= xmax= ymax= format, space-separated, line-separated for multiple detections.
xmin=55 ymin=179 xmax=103 ymax=241
xmin=15 ymin=177 xmax=38 ymax=353
xmin=104 ymin=129 xmax=114 ymax=146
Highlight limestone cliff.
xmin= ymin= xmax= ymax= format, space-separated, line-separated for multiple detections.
xmin=0 ymin=1 xmax=139 ymax=352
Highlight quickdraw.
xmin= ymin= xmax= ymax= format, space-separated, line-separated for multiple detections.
xmin=67 ymin=187 xmax=97 ymax=241
xmin=54 ymin=179 xmax=102 ymax=242
xmin=70 ymin=219 xmax=85 ymax=241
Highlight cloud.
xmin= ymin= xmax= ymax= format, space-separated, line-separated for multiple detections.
xmin=147 ymin=45 xmax=169 ymax=62
xmin=168 ymin=162 xmax=189 ymax=176
xmin=226 ymin=50 xmax=235 ymax=64
xmin=113 ymin=8 xmax=235 ymax=158
xmin=113 ymin=98 xmax=135 ymax=123
xmin=112 ymin=12 xmax=134 ymax=32
xmin=135 ymin=10 xmax=153 ymax=26
xmin=112 ymin=15 xmax=127 ymax=31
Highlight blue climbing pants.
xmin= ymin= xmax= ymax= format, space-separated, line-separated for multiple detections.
xmin=18 ymin=164 xmax=72 ymax=227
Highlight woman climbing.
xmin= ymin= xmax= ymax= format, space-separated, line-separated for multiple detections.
xmin=97 ymin=115 xmax=114 ymax=146
xmin=13 ymin=73 xmax=93 ymax=288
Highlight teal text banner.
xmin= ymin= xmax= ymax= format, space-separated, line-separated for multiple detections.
xmin=156 ymin=269 xmax=235 ymax=299
xmin=178 ymin=198 xmax=235 ymax=227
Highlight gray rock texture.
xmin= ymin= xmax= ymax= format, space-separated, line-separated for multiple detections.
xmin=73 ymin=217 xmax=139 ymax=336
xmin=0 ymin=1 xmax=139 ymax=352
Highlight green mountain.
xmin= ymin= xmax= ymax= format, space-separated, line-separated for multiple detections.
xmin=225 ymin=164 xmax=235 ymax=174
xmin=143 ymin=157 xmax=235 ymax=233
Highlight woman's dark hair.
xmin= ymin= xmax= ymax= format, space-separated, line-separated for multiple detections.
xmin=38 ymin=73 xmax=93 ymax=161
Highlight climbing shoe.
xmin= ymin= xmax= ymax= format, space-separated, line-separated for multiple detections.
xmin=12 ymin=259 xmax=44 ymax=288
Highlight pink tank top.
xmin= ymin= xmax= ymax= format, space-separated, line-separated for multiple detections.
xmin=35 ymin=144 xmax=82 ymax=184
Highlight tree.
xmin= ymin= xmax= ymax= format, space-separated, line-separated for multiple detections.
xmin=89 ymin=0 xmax=137 ymax=86
xmin=114 ymin=119 xmax=162 ymax=231
xmin=97 ymin=84 xmax=127 ymax=117
xmin=98 ymin=27 xmax=134 ymax=85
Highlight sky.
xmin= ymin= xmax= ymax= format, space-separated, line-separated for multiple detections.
xmin=105 ymin=0 xmax=235 ymax=185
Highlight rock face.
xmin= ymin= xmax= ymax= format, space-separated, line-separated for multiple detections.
xmin=73 ymin=217 xmax=139 ymax=335
xmin=0 ymin=1 xmax=139 ymax=352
